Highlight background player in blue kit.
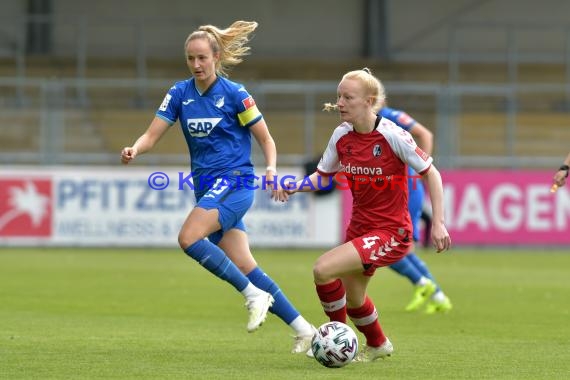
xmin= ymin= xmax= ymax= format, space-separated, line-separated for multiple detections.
xmin=378 ymin=105 xmax=453 ymax=314
xmin=120 ymin=20 xmax=315 ymax=353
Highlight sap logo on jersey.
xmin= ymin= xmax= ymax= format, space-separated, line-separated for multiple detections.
xmin=186 ymin=118 xmax=222 ymax=137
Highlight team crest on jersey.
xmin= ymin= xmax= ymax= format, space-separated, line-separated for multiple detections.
xmin=186 ymin=118 xmax=222 ymax=137
xmin=214 ymin=95 xmax=225 ymax=108
xmin=373 ymin=144 xmax=382 ymax=157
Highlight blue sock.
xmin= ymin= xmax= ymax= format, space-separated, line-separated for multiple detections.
xmin=247 ymin=267 xmax=300 ymax=324
xmin=406 ymin=253 xmax=440 ymax=292
xmin=184 ymin=239 xmax=249 ymax=292
xmin=389 ymin=255 xmax=423 ymax=284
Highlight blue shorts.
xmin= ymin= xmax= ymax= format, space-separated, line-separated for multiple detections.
xmin=407 ymin=167 xmax=424 ymax=242
xmin=195 ymin=175 xmax=253 ymax=244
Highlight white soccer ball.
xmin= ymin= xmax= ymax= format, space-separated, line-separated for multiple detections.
xmin=311 ymin=321 xmax=359 ymax=368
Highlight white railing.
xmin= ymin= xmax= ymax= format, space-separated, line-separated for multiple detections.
xmin=1 ymin=77 xmax=569 ymax=169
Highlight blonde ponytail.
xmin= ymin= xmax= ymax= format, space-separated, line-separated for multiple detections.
xmin=185 ymin=20 xmax=258 ymax=77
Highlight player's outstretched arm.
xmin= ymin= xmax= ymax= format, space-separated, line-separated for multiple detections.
xmin=274 ymin=171 xmax=333 ymax=202
xmin=250 ymin=119 xmax=285 ymax=201
xmin=121 ymin=117 xmax=170 ymax=164
xmin=422 ymin=165 xmax=451 ymax=252
xmin=289 ymin=172 xmax=332 ymax=194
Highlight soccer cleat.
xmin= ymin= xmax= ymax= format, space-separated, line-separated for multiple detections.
xmin=291 ymin=325 xmax=317 ymax=354
xmin=404 ymin=279 xmax=437 ymax=312
xmin=245 ymin=292 xmax=274 ymax=333
xmin=424 ymin=296 xmax=453 ymax=314
xmin=353 ymin=338 xmax=394 ymax=363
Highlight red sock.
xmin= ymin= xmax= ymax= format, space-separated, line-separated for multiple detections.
xmin=347 ymin=296 xmax=386 ymax=347
xmin=315 ymin=279 xmax=347 ymax=323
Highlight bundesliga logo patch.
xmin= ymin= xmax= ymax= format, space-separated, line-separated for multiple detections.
xmin=0 ymin=179 xmax=52 ymax=237
xmin=242 ymin=96 xmax=256 ymax=109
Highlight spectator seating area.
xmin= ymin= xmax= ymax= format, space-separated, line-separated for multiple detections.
xmin=1 ymin=56 xmax=569 ymax=165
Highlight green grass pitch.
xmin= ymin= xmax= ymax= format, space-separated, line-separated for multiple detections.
xmin=1 ymin=247 xmax=569 ymax=379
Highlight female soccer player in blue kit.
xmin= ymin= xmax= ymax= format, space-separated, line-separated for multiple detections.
xmin=120 ymin=20 xmax=315 ymax=353
xmin=378 ymin=106 xmax=453 ymax=313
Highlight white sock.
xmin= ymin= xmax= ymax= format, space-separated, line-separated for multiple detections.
xmin=241 ymin=283 xmax=263 ymax=299
xmin=432 ymin=290 xmax=446 ymax=302
xmin=416 ymin=276 xmax=429 ymax=286
xmin=289 ymin=316 xmax=314 ymax=335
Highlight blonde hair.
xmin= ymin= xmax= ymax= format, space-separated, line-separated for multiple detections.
xmin=323 ymin=67 xmax=386 ymax=113
xmin=185 ymin=20 xmax=258 ymax=77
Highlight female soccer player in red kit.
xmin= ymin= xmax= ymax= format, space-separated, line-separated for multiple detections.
xmin=280 ymin=68 xmax=451 ymax=362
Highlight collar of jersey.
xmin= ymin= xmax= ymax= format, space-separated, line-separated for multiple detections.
xmin=193 ymin=76 xmax=220 ymax=97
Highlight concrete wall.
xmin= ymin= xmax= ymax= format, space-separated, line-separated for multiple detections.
xmin=48 ymin=0 xmax=365 ymax=58
xmin=388 ymin=0 xmax=570 ymax=59
xmin=1 ymin=0 xmax=569 ymax=60
xmin=0 ymin=0 xmax=26 ymax=56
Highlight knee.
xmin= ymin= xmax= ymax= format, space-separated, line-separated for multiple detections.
xmin=178 ymin=231 xmax=199 ymax=251
xmin=312 ymin=257 xmax=331 ymax=284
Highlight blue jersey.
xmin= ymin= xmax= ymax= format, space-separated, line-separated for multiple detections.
xmin=156 ymin=76 xmax=263 ymax=183
xmin=378 ymin=107 xmax=417 ymax=131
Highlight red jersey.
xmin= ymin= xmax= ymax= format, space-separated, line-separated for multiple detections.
xmin=317 ymin=116 xmax=432 ymax=240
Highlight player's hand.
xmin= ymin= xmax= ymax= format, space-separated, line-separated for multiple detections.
xmin=121 ymin=147 xmax=137 ymax=164
xmin=552 ymin=170 xmax=567 ymax=190
xmin=282 ymin=181 xmax=298 ymax=195
xmin=272 ymin=189 xmax=291 ymax=202
xmin=431 ymin=223 xmax=451 ymax=253
xmin=271 ymin=181 xmax=297 ymax=202
xmin=266 ymin=171 xmax=284 ymax=202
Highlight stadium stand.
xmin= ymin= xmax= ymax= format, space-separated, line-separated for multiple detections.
xmin=1 ymin=55 xmax=570 ymax=164
xmin=458 ymin=113 xmax=570 ymax=156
